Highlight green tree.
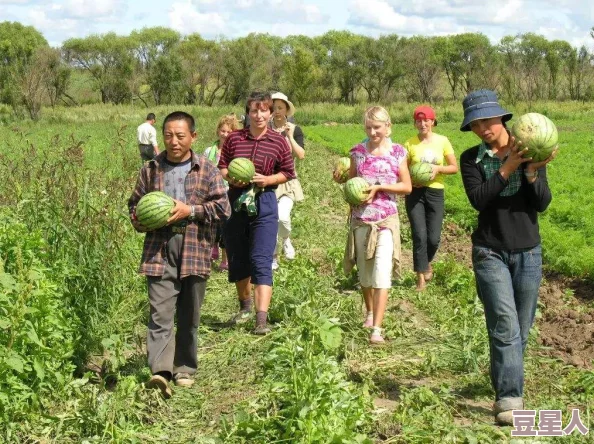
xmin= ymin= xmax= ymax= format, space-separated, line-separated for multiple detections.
xmin=221 ymin=34 xmax=277 ymax=104
xmin=564 ymin=45 xmax=593 ymax=100
xmin=280 ymin=43 xmax=323 ymax=104
xmin=0 ymin=21 xmax=48 ymax=107
xmin=41 ymin=47 xmax=72 ymax=108
xmin=149 ymin=54 xmax=182 ymax=105
xmin=401 ymin=37 xmax=440 ymax=102
xmin=63 ymin=33 xmax=135 ymax=104
xmin=545 ymin=40 xmax=572 ymax=99
xmin=436 ymin=33 xmax=496 ymax=99
xmin=358 ymin=35 xmax=406 ymax=102
xmin=319 ymin=31 xmax=365 ymax=103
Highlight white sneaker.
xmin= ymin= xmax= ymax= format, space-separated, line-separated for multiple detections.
xmin=272 ymin=258 xmax=279 ymax=271
xmin=283 ymin=238 xmax=295 ymax=260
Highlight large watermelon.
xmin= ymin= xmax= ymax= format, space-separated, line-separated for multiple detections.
xmin=334 ymin=157 xmax=351 ymax=182
xmin=228 ymin=158 xmax=255 ymax=183
xmin=410 ymin=162 xmax=433 ymax=186
xmin=135 ymin=191 xmax=175 ymax=230
xmin=511 ymin=113 xmax=558 ymax=162
xmin=344 ymin=177 xmax=370 ymax=205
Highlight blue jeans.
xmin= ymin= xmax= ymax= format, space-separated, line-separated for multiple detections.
xmin=224 ymin=190 xmax=278 ymax=286
xmin=472 ymin=244 xmax=542 ymax=403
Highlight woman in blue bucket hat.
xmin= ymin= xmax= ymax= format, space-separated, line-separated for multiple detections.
xmin=458 ymin=90 xmax=557 ymax=426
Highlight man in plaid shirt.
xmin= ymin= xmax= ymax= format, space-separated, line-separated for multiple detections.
xmin=128 ymin=111 xmax=230 ymax=398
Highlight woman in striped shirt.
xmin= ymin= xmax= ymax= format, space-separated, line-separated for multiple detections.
xmin=218 ymin=91 xmax=296 ymax=335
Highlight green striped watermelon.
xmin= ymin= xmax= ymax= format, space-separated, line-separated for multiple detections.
xmin=136 ymin=191 xmax=175 ymax=230
xmin=335 ymin=157 xmax=351 ymax=182
xmin=511 ymin=113 xmax=558 ymax=162
xmin=344 ymin=177 xmax=369 ymax=205
xmin=228 ymin=158 xmax=255 ymax=183
xmin=410 ymin=162 xmax=433 ymax=186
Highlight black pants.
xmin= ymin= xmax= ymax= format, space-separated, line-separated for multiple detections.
xmin=139 ymin=144 xmax=155 ymax=162
xmin=405 ymin=187 xmax=445 ymax=273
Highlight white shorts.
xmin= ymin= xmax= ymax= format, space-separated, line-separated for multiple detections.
xmin=354 ymin=226 xmax=394 ymax=289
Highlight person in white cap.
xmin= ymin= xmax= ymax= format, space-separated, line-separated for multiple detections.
xmin=269 ymin=92 xmax=305 ymax=270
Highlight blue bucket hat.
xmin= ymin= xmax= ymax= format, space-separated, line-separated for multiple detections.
xmin=460 ymin=89 xmax=512 ymax=132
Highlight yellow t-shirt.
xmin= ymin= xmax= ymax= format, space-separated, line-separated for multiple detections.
xmin=405 ymin=133 xmax=454 ymax=189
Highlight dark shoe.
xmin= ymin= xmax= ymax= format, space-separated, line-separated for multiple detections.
xmin=493 ymin=398 xmax=523 ymax=426
xmin=147 ymin=374 xmax=172 ymax=399
xmin=495 ymin=410 xmax=514 ymax=426
xmin=253 ymin=324 xmax=271 ymax=335
xmin=173 ymin=372 xmax=194 ymax=388
xmin=228 ymin=310 xmax=253 ymax=325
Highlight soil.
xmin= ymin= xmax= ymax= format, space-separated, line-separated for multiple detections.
xmin=537 ymin=273 xmax=594 ymax=368
xmin=438 ymin=223 xmax=594 ymax=369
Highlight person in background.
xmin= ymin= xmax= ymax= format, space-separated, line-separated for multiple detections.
xmin=459 ymin=90 xmax=556 ymax=425
xmin=137 ymin=113 xmax=160 ymax=162
xmin=335 ymin=106 xmax=411 ymax=345
xmin=269 ymin=92 xmax=305 ymax=270
xmin=204 ymin=113 xmax=240 ymax=271
xmin=218 ymin=91 xmax=296 ymax=335
xmin=128 ymin=111 xmax=230 ymax=398
xmin=405 ymin=105 xmax=458 ymax=291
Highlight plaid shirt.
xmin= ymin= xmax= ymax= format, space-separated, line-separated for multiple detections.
xmin=475 ymin=141 xmax=521 ymax=196
xmin=128 ymin=151 xmax=231 ymax=278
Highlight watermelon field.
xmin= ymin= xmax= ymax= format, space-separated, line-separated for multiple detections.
xmin=1 ymin=102 xmax=593 ymax=443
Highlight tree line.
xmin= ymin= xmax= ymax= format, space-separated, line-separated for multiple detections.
xmin=1 ymin=21 xmax=594 ymax=119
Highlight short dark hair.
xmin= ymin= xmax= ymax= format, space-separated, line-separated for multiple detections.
xmin=162 ymin=111 xmax=196 ymax=133
xmin=146 ymin=113 xmax=156 ymax=121
xmin=246 ymin=91 xmax=273 ymax=112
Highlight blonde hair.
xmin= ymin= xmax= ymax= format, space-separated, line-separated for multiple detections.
xmin=363 ymin=106 xmax=392 ymax=137
xmin=216 ymin=113 xmax=240 ymax=134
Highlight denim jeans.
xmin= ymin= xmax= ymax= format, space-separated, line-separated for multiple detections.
xmin=405 ymin=187 xmax=444 ymax=273
xmin=472 ymin=244 xmax=542 ymax=403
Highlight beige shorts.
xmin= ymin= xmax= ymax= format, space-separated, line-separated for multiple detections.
xmin=354 ymin=226 xmax=394 ymax=289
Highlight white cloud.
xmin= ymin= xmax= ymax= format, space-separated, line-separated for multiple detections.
xmin=347 ymin=0 xmax=462 ymax=35
xmin=51 ymin=0 xmax=125 ymax=20
xmin=168 ymin=2 xmax=227 ymax=36
xmin=347 ymin=0 xmax=594 ymax=48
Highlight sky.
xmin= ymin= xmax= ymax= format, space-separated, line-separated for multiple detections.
xmin=1 ymin=0 xmax=593 ymax=48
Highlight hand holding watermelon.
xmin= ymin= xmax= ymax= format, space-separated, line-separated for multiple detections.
xmin=524 ymin=145 xmax=559 ymax=179
xmin=364 ymin=184 xmax=380 ymax=203
xmin=167 ymin=199 xmax=191 ymax=224
xmin=252 ymin=173 xmax=273 ymax=188
xmin=333 ymin=157 xmax=351 ymax=183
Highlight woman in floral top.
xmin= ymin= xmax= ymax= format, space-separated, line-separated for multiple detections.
xmin=335 ymin=106 xmax=412 ymax=344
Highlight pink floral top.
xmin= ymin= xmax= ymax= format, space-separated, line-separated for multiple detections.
xmin=350 ymin=142 xmax=407 ymax=222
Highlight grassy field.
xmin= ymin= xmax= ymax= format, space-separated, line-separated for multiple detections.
xmin=0 ymin=103 xmax=593 ymax=442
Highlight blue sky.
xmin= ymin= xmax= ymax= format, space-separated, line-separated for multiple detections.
xmin=1 ymin=0 xmax=593 ymax=48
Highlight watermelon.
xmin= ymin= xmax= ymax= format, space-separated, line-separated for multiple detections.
xmin=344 ymin=177 xmax=370 ymax=205
xmin=334 ymin=157 xmax=351 ymax=182
xmin=228 ymin=158 xmax=255 ymax=183
xmin=410 ymin=162 xmax=434 ymax=186
xmin=511 ymin=113 xmax=558 ymax=162
xmin=135 ymin=191 xmax=175 ymax=230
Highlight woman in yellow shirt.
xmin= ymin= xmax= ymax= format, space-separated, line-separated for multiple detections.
xmin=405 ymin=106 xmax=458 ymax=291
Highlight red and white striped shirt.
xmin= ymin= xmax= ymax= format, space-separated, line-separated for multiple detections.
xmin=218 ymin=128 xmax=296 ymax=187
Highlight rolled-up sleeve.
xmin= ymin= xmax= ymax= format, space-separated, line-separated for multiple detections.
xmin=277 ymin=137 xmax=296 ymax=180
xmin=218 ymin=136 xmax=233 ymax=170
xmin=196 ymin=163 xmax=231 ymax=223
xmin=127 ymin=167 xmax=149 ymax=232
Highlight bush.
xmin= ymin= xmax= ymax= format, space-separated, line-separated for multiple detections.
xmin=0 ymin=209 xmax=77 ymax=437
